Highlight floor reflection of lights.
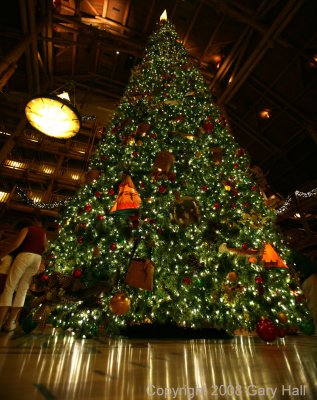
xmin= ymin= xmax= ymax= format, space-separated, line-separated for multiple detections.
xmin=0 ymin=329 xmax=316 ymax=400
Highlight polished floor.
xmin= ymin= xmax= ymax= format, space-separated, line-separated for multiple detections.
xmin=0 ymin=327 xmax=316 ymax=400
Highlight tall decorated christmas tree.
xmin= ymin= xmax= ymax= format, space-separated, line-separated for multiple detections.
xmin=37 ymin=13 xmax=309 ymax=339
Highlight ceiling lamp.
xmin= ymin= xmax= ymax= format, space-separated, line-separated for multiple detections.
xmin=25 ymin=90 xmax=81 ymax=139
xmin=259 ymin=108 xmax=271 ymax=119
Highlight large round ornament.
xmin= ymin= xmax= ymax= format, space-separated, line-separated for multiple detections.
xmin=170 ymin=195 xmax=201 ymax=226
xmin=109 ymin=292 xmax=131 ymax=316
xmin=299 ymin=320 xmax=315 ymax=335
xmin=256 ymin=318 xmax=278 ymax=342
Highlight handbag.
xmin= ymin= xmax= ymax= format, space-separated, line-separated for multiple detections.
xmin=125 ymin=238 xmax=155 ymax=291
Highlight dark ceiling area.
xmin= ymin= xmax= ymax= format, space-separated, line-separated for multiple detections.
xmin=0 ymin=0 xmax=316 ymax=256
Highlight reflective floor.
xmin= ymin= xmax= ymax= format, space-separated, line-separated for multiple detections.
xmin=0 ymin=328 xmax=316 ymax=400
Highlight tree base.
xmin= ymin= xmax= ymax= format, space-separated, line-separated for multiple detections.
xmin=119 ymin=323 xmax=232 ymax=339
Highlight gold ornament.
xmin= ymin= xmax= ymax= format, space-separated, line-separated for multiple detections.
xmin=109 ymin=292 xmax=131 ymax=316
xmin=93 ymin=245 xmax=100 ymax=257
xmin=278 ymin=312 xmax=288 ymax=324
xmin=227 ymin=271 xmax=238 ymax=283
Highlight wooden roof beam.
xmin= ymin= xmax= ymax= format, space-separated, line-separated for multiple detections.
xmin=218 ymin=0 xmax=305 ymax=104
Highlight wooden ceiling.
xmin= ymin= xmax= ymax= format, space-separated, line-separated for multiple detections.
xmin=0 ymin=0 xmax=316 ymax=256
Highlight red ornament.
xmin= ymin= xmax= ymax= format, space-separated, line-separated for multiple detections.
xmin=97 ymin=214 xmax=104 ymax=221
xmin=108 ymin=188 xmax=115 ymax=195
xmin=151 ymin=133 xmax=157 ymax=139
xmin=110 ymin=243 xmax=117 ymax=251
xmin=242 ymin=243 xmax=248 ymax=250
xmin=256 ymin=318 xmax=277 ymax=342
xmin=203 ymin=121 xmax=214 ymax=133
xmin=255 ymin=276 xmax=264 ymax=284
xmin=77 ymin=236 xmax=84 ymax=244
xmin=233 ymin=163 xmax=239 ymax=169
xmin=201 ymin=185 xmax=208 ymax=192
xmin=95 ymin=191 xmax=102 ymax=198
xmin=158 ymin=184 xmax=167 ymax=194
xmin=132 ymin=151 xmax=139 ymax=158
xmin=140 ymin=181 xmax=145 ymax=189
xmin=73 ymin=268 xmax=83 ymax=278
xmin=230 ymin=203 xmax=236 ymax=209
xmin=101 ymin=155 xmax=109 ymax=161
xmin=38 ymin=273 xmax=49 ymax=283
xmin=251 ymin=185 xmax=257 ymax=191
xmin=85 ymin=203 xmax=92 ymax=212
xmin=184 ymin=276 xmax=191 ymax=285
xmin=77 ymin=207 xmax=83 ymax=216
xmin=213 ymin=202 xmax=221 ymax=209
xmin=243 ymin=201 xmax=250 ymax=209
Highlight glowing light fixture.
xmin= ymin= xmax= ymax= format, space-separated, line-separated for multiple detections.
xmin=0 ymin=191 xmax=10 ymax=203
xmin=259 ymin=108 xmax=271 ymax=119
xmin=25 ymin=90 xmax=81 ymax=139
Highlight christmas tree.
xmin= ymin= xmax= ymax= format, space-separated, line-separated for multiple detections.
xmin=37 ymin=13 xmax=309 ymax=339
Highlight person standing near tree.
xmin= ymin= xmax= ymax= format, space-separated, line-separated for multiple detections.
xmin=0 ymin=216 xmax=48 ymax=332
xmin=291 ymin=250 xmax=317 ymax=335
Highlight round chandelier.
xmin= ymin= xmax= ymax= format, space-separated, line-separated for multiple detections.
xmin=25 ymin=91 xmax=81 ymax=139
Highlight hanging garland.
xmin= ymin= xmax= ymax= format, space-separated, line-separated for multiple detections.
xmin=276 ymin=187 xmax=317 ymax=215
xmin=16 ymin=187 xmax=72 ymax=209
